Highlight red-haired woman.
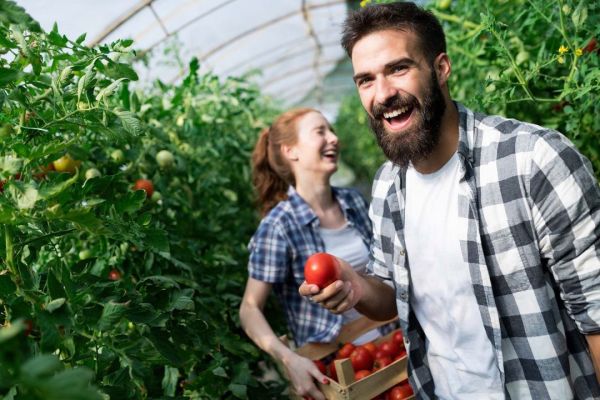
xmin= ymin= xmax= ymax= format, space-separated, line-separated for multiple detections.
xmin=239 ymin=108 xmax=393 ymax=400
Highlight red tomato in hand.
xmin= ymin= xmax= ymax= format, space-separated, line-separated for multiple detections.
xmin=350 ymin=346 xmax=374 ymax=371
xmin=134 ymin=179 xmax=154 ymax=198
xmin=313 ymin=359 xmax=327 ymax=375
xmin=336 ymin=342 xmax=355 ymax=359
xmin=354 ymin=369 xmax=371 ymax=381
xmin=304 ymin=252 xmax=340 ymax=289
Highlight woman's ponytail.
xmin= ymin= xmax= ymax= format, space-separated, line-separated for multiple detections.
xmin=251 ymin=108 xmax=315 ymax=216
xmin=251 ymin=127 xmax=288 ymax=216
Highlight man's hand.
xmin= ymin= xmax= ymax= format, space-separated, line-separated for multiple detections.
xmin=299 ymin=257 xmax=363 ymax=314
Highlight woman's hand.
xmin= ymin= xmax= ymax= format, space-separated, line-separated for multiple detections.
xmin=281 ymin=352 xmax=329 ymax=400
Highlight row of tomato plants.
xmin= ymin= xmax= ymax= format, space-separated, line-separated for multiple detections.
xmin=0 ymin=3 xmax=285 ymax=399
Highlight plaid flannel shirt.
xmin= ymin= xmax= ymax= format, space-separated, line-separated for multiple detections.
xmin=249 ymin=186 xmax=389 ymax=347
xmin=367 ymin=103 xmax=600 ymax=399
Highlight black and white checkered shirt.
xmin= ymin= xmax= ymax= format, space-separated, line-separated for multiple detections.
xmin=367 ymin=103 xmax=600 ymax=399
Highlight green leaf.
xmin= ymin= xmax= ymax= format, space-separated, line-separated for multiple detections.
xmin=75 ymin=33 xmax=87 ymax=44
xmin=0 ymin=320 xmax=24 ymax=343
xmin=59 ymin=209 xmax=105 ymax=232
xmin=228 ymin=383 xmax=247 ymax=399
xmin=0 ymin=272 xmax=16 ymax=295
xmin=98 ymin=301 xmax=129 ymax=331
xmin=46 ymin=298 xmax=66 ymax=313
xmin=105 ymin=62 xmax=139 ymax=81
xmin=161 ymin=366 xmax=179 ymax=397
xmin=48 ymin=23 xmax=68 ymax=47
xmin=20 ymin=354 xmax=63 ymax=380
xmin=114 ymin=190 xmax=145 ymax=214
xmin=212 ymin=366 xmax=228 ymax=378
xmin=0 ymin=68 xmax=22 ymax=85
xmin=14 ymin=185 xmax=39 ymax=210
xmin=77 ymin=67 xmax=96 ymax=101
xmin=38 ymin=368 xmax=104 ymax=400
xmin=169 ymin=288 xmax=195 ymax=311
xmin=148 ymin=328 xmax=184 ymax=366
xmin=38 ymin=172 xmax=79 ymax=200
xmin=96 ymin=78 xmax=125 ymax=102
xmin=113 ymin=109 xmax=142 ymax=136
xmin=145 ymin=229 xmax=169 ymax=254
xmin=571 ymin=2 xmax=588 ymax=28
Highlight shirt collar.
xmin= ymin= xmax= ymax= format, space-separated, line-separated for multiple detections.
xmin=287 ymin=185 xmax=353 ymax=227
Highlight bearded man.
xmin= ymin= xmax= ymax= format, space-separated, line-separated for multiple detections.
xmin=300 ymin=2 xmax=600 ymax=399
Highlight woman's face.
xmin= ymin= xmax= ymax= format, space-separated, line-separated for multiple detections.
xmin=288 ymin=111 xmax=339 ymax=178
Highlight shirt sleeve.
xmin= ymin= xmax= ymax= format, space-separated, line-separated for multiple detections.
xmin=529 ymin=130 xmax=600 ymax=334
xmin=247 ymin=220 xmax=290 ymax=283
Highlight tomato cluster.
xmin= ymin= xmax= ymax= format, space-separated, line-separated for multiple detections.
xmin=312 ymin=329 xmax=413 ymax=399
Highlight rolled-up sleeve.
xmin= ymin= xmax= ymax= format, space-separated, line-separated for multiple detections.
xmin=529 ymin=130 xmax=600 ymax=333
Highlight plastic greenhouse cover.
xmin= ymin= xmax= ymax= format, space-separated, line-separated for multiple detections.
xmin=15 ymin=0 xmax=357 ymax=119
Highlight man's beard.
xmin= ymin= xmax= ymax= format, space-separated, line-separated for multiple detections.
xmin=368 ymin=71 xmax=446 ymax=168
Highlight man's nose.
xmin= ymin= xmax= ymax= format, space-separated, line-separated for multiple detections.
xmin=374 ymin=77 xmax=397 ymax=106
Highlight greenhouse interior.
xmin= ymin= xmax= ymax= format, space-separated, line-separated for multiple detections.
xmin=1 ymin=0 xmax=598 ymax=399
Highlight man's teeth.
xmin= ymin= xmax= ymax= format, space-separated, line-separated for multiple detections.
xmin=383 ymin=106 xmax=409 ymax=119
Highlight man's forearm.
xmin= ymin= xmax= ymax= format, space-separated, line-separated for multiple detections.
xmin=586 ymin=333 xmax=600 ymax=383
xmin=353 ymin=275 xmax=398 ymax=321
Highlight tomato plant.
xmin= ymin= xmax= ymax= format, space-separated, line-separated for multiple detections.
xmin=304 ymin=252 xmax=341 ymax=289
xmin=0 ymin=3 xmax=283 ymax=398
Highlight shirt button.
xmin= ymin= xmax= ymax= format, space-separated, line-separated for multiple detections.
xmin=399 ymin=249 xmax=405 ymax=256
xmin=399 ymin=291 xmax=408 ymax=301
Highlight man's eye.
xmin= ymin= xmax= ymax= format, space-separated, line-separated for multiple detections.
xmin=392 ymin=65 xmax=407 ymax=73
xmin=357 ymin=78 xmax=372 ymax=87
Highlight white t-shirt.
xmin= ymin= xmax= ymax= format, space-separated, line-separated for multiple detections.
xmin=319 ymin=223 xmax=380 ymax=344
xmin=405 ymin=153 xmax=503 ymax=399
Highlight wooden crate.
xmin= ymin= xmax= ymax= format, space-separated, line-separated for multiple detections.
xmin=280 ymin=316 xmax=415 ymax=400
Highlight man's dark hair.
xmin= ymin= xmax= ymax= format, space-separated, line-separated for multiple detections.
xmin=341 ymin=2 xmax=446 ymax=63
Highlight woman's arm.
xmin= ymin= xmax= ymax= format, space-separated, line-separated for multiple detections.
xmin=239 ymin=277 xmax=329 ymax=400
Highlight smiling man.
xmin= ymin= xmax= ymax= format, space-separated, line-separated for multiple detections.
xmin=299 ymin=2 xmax=600 ymax=399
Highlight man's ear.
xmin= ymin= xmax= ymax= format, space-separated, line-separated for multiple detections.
xmin=434 ymin=53 xmax=451 ymax=86
xmin=282 ymin=144 xmax=299 ymax=161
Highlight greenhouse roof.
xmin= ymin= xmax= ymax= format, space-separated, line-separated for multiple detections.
xmin=16 ymin=0 xmax=360 ymax=119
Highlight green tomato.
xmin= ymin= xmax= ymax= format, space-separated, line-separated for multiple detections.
xmin=437 ymin=0 xmax=451 ymax=9
xmin=78 ymin=249 xmax=92 ymax=260
xmin=151 ymin=191 xmax=162 ymax=203
xmin=0 ymin=125 xmax=13 ymax=137
xmin=77 ymin=101 xmax=88 ymax=111
xmin=111 ymin=149 xmax=125 ymax=163
xmin=85 ymin=168 xmax=101 ymax=180
xmin=156 ymin=150 xmax=175 ymax=169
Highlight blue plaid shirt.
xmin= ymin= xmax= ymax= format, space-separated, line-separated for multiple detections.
xmin=368 ymin=103 xmax=600 ymax=399
xmin=248 ymin=186 xmax=374 ymax=347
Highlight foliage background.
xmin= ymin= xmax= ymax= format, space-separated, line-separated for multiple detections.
xmin=336 ymin=0 xmax=600 ymax=186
